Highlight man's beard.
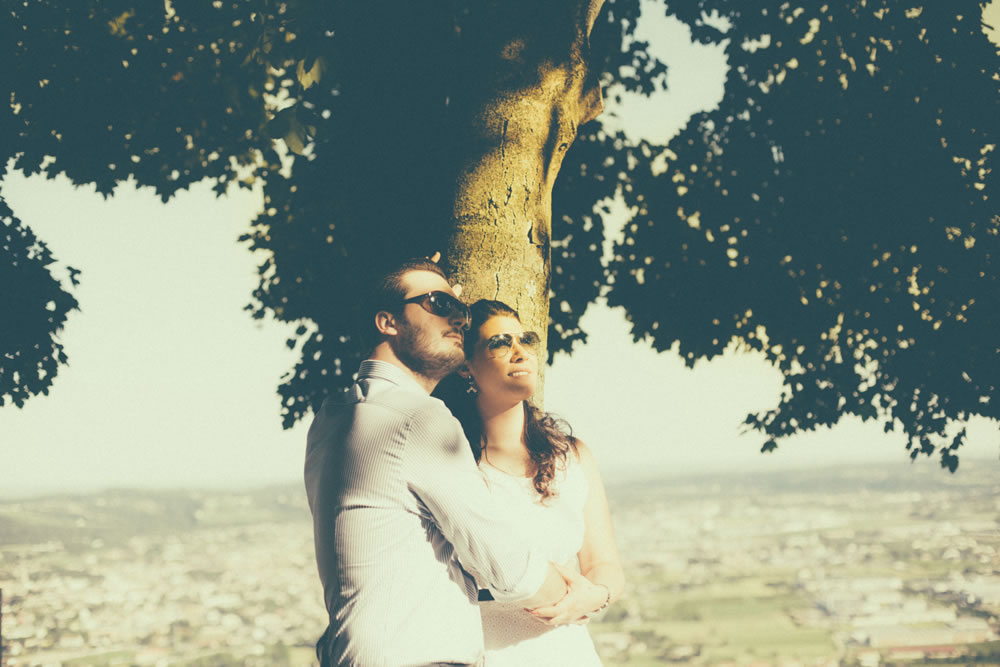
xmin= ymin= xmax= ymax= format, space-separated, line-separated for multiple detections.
xmin=393 ymin=319 xmax=465 ymax=381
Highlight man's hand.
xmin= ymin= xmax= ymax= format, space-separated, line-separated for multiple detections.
xmin=526 ymin=562 xmax=608 ymax=626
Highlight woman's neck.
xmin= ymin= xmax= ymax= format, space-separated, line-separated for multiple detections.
xmin=477 ymin=396 xmax=530 ymax=472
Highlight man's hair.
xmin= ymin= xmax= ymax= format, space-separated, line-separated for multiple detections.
xmin=361 ymin=258 xmax=448 ymax=350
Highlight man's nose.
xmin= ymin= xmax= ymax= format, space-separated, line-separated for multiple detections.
xmin=448 ymin=311 xmax=467 ymax=330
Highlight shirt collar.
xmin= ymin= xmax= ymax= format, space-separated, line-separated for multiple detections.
xmin=357 ymin=359 xmax=428 ymax=394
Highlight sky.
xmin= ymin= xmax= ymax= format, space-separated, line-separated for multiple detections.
xmin=2 ymin=4 xmax=998 ymax=496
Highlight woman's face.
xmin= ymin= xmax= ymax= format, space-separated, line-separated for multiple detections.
xmin=466 ymin=314 xmax=538 ymax=403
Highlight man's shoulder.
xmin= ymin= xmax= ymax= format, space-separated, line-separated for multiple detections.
xmin=319 ymin=382 xmax=456 ymax=428
xmin=362 ymin=388 xmax=466 ymax=451
xmin=376 ymin=389 xmax=457 ymax=432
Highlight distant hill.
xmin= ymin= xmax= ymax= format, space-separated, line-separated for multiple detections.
xmin=604 ymin=459 xmax=1000 ymax=505
xmin=2 ymin=462 xmax=996 ymax=548
xmin=0 ymin=485 xmax=310 ymax=548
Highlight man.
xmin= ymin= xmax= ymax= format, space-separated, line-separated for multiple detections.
xmin=304 ymin=258 xmax=570 ymax=666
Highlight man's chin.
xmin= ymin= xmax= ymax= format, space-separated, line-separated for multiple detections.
xmin=441 ymin=348 xmax=466 ymax=372
xmin=421 ymin=347 xmax=465 ymax=380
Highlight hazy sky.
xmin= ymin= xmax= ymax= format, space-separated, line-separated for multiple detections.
xmin=2 ymin=6 xmax=997 ymax=496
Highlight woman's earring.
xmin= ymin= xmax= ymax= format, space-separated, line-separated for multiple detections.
xmin=466 ymin=377 xmax=478 ymax=394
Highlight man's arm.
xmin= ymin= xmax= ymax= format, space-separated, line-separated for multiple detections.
xmin=517 ymin=563 xmax=570 ymax=608
xmin=406 ymin=405 xmax=563 ymax=604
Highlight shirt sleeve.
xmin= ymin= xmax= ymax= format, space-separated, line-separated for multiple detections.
xmin=404 ymin=404 xmax=549 ymax=603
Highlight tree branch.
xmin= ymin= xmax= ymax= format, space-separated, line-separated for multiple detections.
xmin=580 ymin=74 xmax=605 ymax=124
xmin=575 ymin=0 xmax=607 ymax=125
xmin=580 ymin=0 xmax=607 ymax=42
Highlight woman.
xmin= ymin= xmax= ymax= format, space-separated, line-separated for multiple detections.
xmin=437 ymin=299 xmax=624 ymax=666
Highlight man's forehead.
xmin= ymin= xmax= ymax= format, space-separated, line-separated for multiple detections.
xmin=401 ymin=269 xmax=453 ymax=296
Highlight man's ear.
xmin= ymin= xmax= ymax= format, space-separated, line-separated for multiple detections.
xmin=374 ymin=310 xmax=398 ymax=336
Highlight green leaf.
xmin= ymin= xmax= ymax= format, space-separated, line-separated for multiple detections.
xmin=296 ymin=56 xmax=326 ymax=90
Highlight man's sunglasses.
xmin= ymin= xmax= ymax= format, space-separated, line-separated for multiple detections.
xmin=483 ymin=331 xmax=541 ymax=359
xmin=401 ymin=291 xmax=471 ymax=329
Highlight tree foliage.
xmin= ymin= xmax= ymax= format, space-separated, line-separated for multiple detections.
xmin=2 ymin=0 xmax=997 ymax=468
xmin=605 ymin=1 xmax=999 ymax=469
xmin=0 ymin=182 xmax=78 ymax=407
xmin=2 ymin=0 xmax=651 ymax=422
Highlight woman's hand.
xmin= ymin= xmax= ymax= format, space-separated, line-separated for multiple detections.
xmin=526 ymin=562 xmax=609 ymax=626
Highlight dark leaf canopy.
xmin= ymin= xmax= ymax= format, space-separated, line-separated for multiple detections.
xmin=2 ymin=0 xmax=328 ymax=404
xmin=3 ymin=0 xmax=996 ymax=471
xmin=1 ymin=182 xmax=77 ymax=407
xmin=2 ymin=0 xmax=658 ymax=420
xmin=604 ymin=1 xmax=999 ymax=470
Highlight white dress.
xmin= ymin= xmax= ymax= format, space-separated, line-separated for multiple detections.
xmin=478 ymin=455 xmax=603 ymax=666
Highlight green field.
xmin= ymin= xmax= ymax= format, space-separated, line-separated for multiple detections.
xmin=592 ymin=577 xmax=836 ymax=664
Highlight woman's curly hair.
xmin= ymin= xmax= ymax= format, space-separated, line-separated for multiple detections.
xmin=434 ymin=300 xmax=577 ymax=500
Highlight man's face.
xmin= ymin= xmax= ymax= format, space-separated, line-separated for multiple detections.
xmin=391 ymin=270 xmax=466 ymax=380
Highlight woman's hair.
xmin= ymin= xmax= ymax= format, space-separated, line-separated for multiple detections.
xmin=434 ymin=299 xmax=577 ymax=500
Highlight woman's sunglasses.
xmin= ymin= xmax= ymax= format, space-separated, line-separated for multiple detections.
xmin=483 ymin=331 xmax=541 ymax=359
xmin=401 ymin=291 xmax=471 ymax=329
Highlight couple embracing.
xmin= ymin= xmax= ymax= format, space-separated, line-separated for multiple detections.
xmin=304 ymin=258 xmax=624 ymax=666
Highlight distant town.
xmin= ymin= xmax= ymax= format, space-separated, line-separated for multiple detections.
xmin=598 ymin=464 xmax=1000 ymax=665
xmin=1 ymin=463 xmax=997 ymax=665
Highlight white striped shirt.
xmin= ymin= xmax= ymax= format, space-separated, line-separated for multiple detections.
xmin=305 ymin=360 xmax=548 ymax=666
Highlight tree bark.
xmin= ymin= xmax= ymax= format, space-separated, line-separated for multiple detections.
xmin=440 ymin=0 xmax=605 ymax=398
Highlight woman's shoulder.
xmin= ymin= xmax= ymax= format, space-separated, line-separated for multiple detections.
xmin=564 ymin=438 xmax=604 ymax=493
xmin=567 ymin=437 xmax=594 ymax=466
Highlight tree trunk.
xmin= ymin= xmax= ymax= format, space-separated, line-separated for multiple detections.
xmin=247 ymin=0 xmax=608 ymax=419
xmin=440 ymin=0 xmax=605 ymax=398
xmin=0 ymin=1 xmax=606 ymax=420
